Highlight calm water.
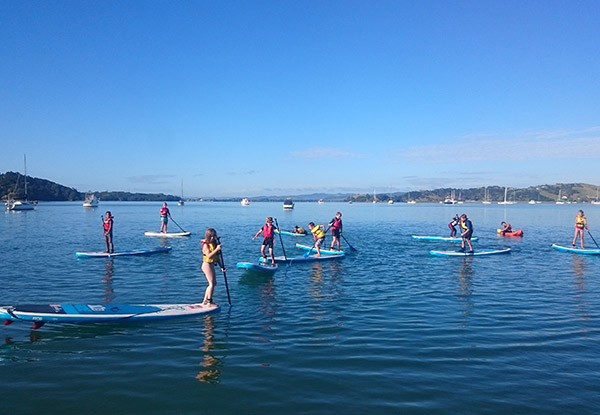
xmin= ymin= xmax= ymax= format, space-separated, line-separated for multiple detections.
xmin=1 ymin=202 xmax=599 ymax=414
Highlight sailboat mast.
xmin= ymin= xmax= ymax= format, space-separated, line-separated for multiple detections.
xmin=23 ymin=154 xmax=28 ymax=199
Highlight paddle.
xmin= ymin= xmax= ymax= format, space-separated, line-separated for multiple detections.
xmin=169 ymin=216 xmax=187 ymax=233
xmin=587 ymin=230 xmax=600 ymax=249
xmin=216 ymin=237 xmax=232 ymax=307
xmin=304 ymin=225 xmax=331 ymax=257
xmin=274 ymin=218 xmax=288 ymax=266
xmin=341 ymin=234 xmax=357 ymax=252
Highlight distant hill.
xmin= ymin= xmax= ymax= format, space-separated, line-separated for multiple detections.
xmin=0 ymin=172 xmax=179 ymax=202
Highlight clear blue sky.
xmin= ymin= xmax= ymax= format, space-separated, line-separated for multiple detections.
xmin=1 ymin=1 xmax=599 ymax=197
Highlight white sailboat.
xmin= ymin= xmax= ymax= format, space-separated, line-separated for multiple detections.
xmin=555 ymin=189 xmax=565 ymax=205
xmin=372 ymin=189 xmax=377 ymax=204
xmin=241 ymin=198 xmax=250 ymax=206
xmin=7 ymin=154 xmax=35 ymax=211
xmin=497 ymin=187 xmax=515 ymax=205
xmin=482 ymin=187 xmax=492 ymax=204
xmin=592 ymin=187 xmax=600 ymax=205
xmin=178 ymin=180 xmax=185 ymax=206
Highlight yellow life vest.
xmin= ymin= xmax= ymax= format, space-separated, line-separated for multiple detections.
xmin=202 ymin=239 xmax=218 ymax=263
xmin=311 ymin=226 xmax=325 ymax=239
xmin=576 ymin=215 xmax=586 ymax=229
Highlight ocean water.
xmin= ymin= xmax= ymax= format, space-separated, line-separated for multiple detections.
xmin=1 ymin=201 xmax=599 ymax=414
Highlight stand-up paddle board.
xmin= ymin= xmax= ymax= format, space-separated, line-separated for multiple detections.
xmin=76 ymin=247 xmax=172 ymax=258
xmin=552 ymin=244 xmax=600 ymax=255
xmin=275 ymin=230 xmax=307 ymax=237
xmin=144 ymin=231 xmax=191 ymax=237
xmin=295 ymin=244 xmax=345 ymax=255
xmin=260 ymin=254 xmax=345 ymax=264
xmin=236 ymin=262 xmax=278 ymax=274
xmin=430 ymin=248 xmax=511 ymax=257
xmin=1 ymin=303 xmax=220 ymax=329
xmin=411 ymin=235 xmax=479 ymax=242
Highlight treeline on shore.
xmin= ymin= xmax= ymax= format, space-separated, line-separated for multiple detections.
xmin=1 ymin=171 xmax=598 ymax=203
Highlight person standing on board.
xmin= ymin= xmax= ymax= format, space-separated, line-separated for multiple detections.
xmin=448 ymin=214 xmax=460 ymax=237
xmin=459 ymin=214 xmax=474 ymax=253
xmin=253 ymin=217 xmax=277 ymax=264
xmin=500 ymin=221 xmax=512 ymax=235
xmin=308 ymin=222 xmax=326 ymax=256
xmin=103 ymin=211 xmax=114 ymax=253
xmin=328 ymin=211 xmax=343 ymax=250
xmin=572 ymin=210 xmax=588 ymax=249
xmin=159 ymin=202 xmax=171 ymax=233
xmin=201 ymin=228 xmax=225 ymax=307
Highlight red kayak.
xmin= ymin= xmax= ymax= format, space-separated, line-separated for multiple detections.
xmin=497 ymin=229 xmax=523 ymax=237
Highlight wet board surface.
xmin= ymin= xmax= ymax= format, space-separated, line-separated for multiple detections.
xmin=260 ymin=254 xmax=345 ymax=264
xmin=1 ymin=303 xmax=220 ymax=327
xmin=294 ymin=244 xmax=346 ymax=255
xmin=275 ymin=230 xmax=307 ymax=237
xmin=411 ymin=235 xmax=479 ymax=242
xmin=429 ymin=248 xmax=511 ymax=257
xmin=144 ymin=231 xmax=191 ymax=237
xmin=236 ymin=262 xmax=279 ymax=274
xmin=75 ymin=247 xmax=172 ymax=258
xmin=551 ymin=244 xmax=600 ymax=255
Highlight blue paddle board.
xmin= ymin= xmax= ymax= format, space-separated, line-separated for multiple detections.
xmin=236 ymin=262 xmax=278 ymax=274
xmin=429 ymin=248 xmax=511 ymax=257
xmin=75 ymin=247 xmax=172 ymax=258
xmin=295 ymin=244 xmax=345 ymax=255
xmin=1 ymin=303 xmax=220 ymax=329
xmin=412 ymin=235 xmax=479 ymax=242
xmin=275 ymin=230 xmax=307 ymax=237
xmin=552 ymin=244 xmax=600 ymax=255
xmin=260 ymin=254 xmax=345 ymax=264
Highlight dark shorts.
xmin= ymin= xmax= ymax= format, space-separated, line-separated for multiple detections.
xmin=262 ymin=237 xmax=274 ymax=248
xmin=462 ymin=230 xmax=473 ymax=240
xmin=332 ymin=228 xmax=341 ymax=238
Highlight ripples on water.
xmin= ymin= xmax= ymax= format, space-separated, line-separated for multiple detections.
xmin=1 ymin=202 xmax=599 ymax=414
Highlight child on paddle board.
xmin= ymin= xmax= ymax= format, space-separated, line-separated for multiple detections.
xmin=294 ymin=225 xmax=307 ymax=235
xmin=459 ymin=214 xmax=474 ymax=253
xmin=500 ymin=221 xmax=512 ymax=235
xmin=572 ymin=210 xmax=588 ymax=249
xmin=448 ymin=214 xmax=460 ymax=237
xmin=328 ymin=212 xmax=343 ymax=250
xmin=308 ymin=222 xmax=326 ymax=256
xmin=253 ymin=217 xmax=277 ymax=264
xmin=159 ymin=202 xmax=171 ymax=233
xmin=103 ymin=211 xmax=114 ymax=253
xmin=201 ymin=228 xmax=225 ymax=307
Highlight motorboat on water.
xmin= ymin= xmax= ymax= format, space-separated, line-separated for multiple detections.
xmin=83 ymin=193 xmax=99 ymax=207
xmin=241 ymin=198 xmax=250 ymax=206
xmin=283 ymin=198 xmax=294 ymax=210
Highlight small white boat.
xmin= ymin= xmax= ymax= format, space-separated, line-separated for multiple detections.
xmin=83 ymin=193 xmax=99 ymax=207
xmin=7 ymin=155 xmax=35 ymax=211
xmin=177 ymin=179 xmax=185 ymax=206
xmin=318 ymin=199 xmax=324 ymax=204
xmin=241 ymin=198 xmax=250 ymax=206
xmin=388 ymin=199 xmax=394 ymax=205
xmin=283 ymin=198 xmax=294 ymax=210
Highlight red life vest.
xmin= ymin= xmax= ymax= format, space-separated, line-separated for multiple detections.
xmin=262 ymin=224 xmax=275 ymax=238
xmin=103 ymin=216 xmax=113 ymax=231
xmin=160 ymin=207 xmax=169 ymax=217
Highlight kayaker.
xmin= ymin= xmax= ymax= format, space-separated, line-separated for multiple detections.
xmin=572 ymin=210 xmax=588 ymax=249
xmin=500 ymin=221 xmax=512 ymax=235
xmin=328 ymin=211 xmax=343 ymax=250
xmin=253 ymin=217 xmax=277 ymax=264
xmin=308 ymin=222 xmax=326 ymax=256
xmin=459 ymin=214 xmax=474 ymax=253
xmin=448 ymin=214 xmax=460 ymax=237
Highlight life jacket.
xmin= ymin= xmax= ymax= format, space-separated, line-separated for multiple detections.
xmin=262 ymin=224 xmax=275 ymax=238
xmin=576 ymin=215 xmax=586 ymax=229
xmin=103 ymin=216 xmax=113 ymax=231
xmin=296 ymin=227 xmax=306 ymax=234
xmin=160 ymin=207 xmax=169 ymax=217
xmin=460 ymin=218 xmax=473 ymax=231
xmin=201 ymin=239 xmax=218 ymax=263
xmin=311 ymin=225 xmax=325 ymax=239
xmin=331 ymin=217 xmax=342 ymax=230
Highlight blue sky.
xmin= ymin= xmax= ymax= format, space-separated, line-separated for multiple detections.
xmin=1 ymin=1 xmax=599 ymax=197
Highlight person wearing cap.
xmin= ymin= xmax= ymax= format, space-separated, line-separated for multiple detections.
xmin=253 ymin=216 xmax=278 ymax=264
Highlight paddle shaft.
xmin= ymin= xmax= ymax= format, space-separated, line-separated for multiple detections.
xmin=587 ymin=230 xmax=600 ymax=249
xmin=273 ymin=218 xmax=288 ymax=262
xmin=216 ymin=237 xmax=232 ymax=306
xmin=341 ymin=234 xmax=357 ymax=252
xmin=169 ymin=216 xmax=186 ymax=233
xmin=305 ymin=225 xmax=331 ymax=256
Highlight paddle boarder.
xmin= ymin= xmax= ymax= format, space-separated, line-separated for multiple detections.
xmin=294 ymin=225 xmax=307 ymax=235
xmin=201 ymin=228 xmax=225 ymax=308
xmin=328 ymin=211 xmax=343 ymax=251
xmin=448 ymin=214 xmax=460 ymax=237
xmin=159 ymin=202 xmax=171 ymax=233
xmin=572 ymin=210 xmax=588 ymax=249
xmin=103 ymin=211 xmax=114 ymax=253
xmin=253 ymin=217 xmax=278 ymax=264
xmin=308 ymin=222 xmax=326 ymax=256
xmin=459 ymin=214 xmax=474 ymax=253
xmin=500 ymin=221 xmax=512 ymax=235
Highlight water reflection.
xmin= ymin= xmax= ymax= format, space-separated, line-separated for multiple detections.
xmin=196 ymin=314 xmax=222 ymax=384
xmin=103 ymin=258 xmax=115 ymax=303
xmin=571 ymin=255 xmax=589 ymax=322
xmin=457 ymin=257 xmax=474 ymax=328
